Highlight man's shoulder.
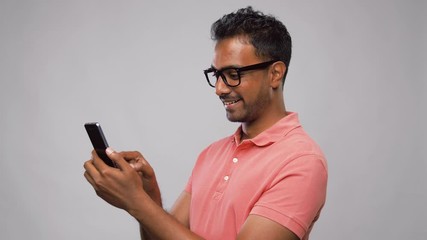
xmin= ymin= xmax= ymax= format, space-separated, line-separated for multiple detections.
xmin=278 ymin=127 xmax=325 ymax=157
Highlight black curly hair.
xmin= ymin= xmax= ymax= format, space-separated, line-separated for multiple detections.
xmin=211 ymin=6 xmax=292 ymax=82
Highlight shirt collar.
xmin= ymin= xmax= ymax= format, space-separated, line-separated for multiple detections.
xmin=232 ymin=112 xmax=301 ymax=147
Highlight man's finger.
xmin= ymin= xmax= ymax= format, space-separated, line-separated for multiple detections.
xmin=119 ymin=151 xmax=153 ymax=173
xmin=84 ymin=171 xmax=97 ymax=190
xmin=106 ymin=147 xmax=131 ymax=171
xmin=83 ymin=160 xmax=100 ymax=190
xmin=120 ymin=151 xmax=144 ymax=161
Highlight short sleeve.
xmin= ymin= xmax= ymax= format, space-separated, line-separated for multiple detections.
xmin=250 ymin=154 xmax=328 ymax=239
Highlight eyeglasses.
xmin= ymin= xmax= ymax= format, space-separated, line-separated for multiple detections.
xmin=203 ymin=59 xmax=279 ymax=88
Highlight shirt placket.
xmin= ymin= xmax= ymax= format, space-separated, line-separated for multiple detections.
xmin=212 ymin=139 xmax=247 ymax=200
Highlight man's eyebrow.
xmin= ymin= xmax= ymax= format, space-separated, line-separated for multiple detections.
xmin=211 ymin=64 xmax=242 ymax=71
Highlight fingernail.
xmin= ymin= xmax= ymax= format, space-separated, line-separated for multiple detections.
xmin=106 ymin=147 xmax=115 ymax=155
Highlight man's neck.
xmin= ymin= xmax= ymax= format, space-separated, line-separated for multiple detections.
xmin=240 ymin=110 xmax=287 ymax=142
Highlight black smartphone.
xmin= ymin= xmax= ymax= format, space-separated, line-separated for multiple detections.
xmin=84 ymin=122 xmax=117 ymax=168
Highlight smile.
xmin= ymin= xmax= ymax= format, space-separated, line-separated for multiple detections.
xmin=223 ymin=99 xmax=241 ymax=106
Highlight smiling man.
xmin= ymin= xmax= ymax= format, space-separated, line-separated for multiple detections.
xmin=84 ymin=6 xmax=327 ymax=240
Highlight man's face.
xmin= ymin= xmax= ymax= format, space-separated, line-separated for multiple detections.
xmin=212 ymin=37 xmax=273 ymax=124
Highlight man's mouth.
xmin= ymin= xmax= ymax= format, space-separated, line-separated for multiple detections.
xmin=222 ymin=98 xmax=242 ymax=107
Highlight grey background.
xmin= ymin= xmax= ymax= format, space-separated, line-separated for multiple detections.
xmin=1 ymin=0 xmax=425 ymax=239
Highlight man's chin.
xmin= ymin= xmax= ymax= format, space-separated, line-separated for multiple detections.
xmin=225 ymin=113 xmax=244 ymax=123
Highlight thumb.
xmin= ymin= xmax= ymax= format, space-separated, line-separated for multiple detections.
xmin=106 ymin=147 xmax=129 ymax=170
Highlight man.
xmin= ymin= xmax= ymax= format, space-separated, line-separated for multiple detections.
xmin=84 ymin=6 xmax=327 ymax=240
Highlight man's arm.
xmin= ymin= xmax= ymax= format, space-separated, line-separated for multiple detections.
xmin=170 ymin=191 xmax=191 ymax=228
xmin=139 ymin=191 xmax=191 ymax=240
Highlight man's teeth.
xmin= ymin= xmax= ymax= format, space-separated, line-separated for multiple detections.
xmin=224 ymin=99 xmax=240 ymax=105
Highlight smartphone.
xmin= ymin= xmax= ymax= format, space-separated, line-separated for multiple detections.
xmin=84 ymin=122 xmax=117 ymax=168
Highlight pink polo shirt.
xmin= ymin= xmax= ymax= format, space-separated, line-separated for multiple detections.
xmin=185 ymin=112 xmax=328 ymax=240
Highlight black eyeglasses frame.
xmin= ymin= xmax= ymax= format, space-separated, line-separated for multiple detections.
xmin=203 ymin=59 xmax=280 ymax=88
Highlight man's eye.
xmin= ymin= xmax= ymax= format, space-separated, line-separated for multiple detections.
xmin=225 ymin=70 xmax=239 ymax=80
xmin=211 ymin=71 xmax=220 ymax=79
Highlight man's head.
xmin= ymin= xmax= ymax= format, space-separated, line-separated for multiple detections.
xmin=210 ymin=6 xmax=292 ymax=84
xmin=205 ymin=7 xmax=290 ymax=126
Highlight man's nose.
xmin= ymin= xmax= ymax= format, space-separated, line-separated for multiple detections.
xmin=215 ymin=76 xmax=231 ymax=96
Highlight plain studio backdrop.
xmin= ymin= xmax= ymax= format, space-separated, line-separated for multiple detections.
xmin=0 ymin=0 xmax=425 ymax=239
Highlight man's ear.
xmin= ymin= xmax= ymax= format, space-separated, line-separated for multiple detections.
xmin=270 ymin=61 xmax=286 ymax=89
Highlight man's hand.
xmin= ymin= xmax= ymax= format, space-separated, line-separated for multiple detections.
xmin=83 ymin=148 xmax=147 ymax=212
xmin=119 ymin=151 xmax=162 ymax=206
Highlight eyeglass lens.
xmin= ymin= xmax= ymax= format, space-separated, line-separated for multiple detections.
xmin=207 ymin=69 xmax=240 ymax=87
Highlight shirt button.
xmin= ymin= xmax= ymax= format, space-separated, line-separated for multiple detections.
xmin=232 ymin=158 xmax=238 ymax=163
xmin=224 ymin=176 xmax=229 ymax=181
